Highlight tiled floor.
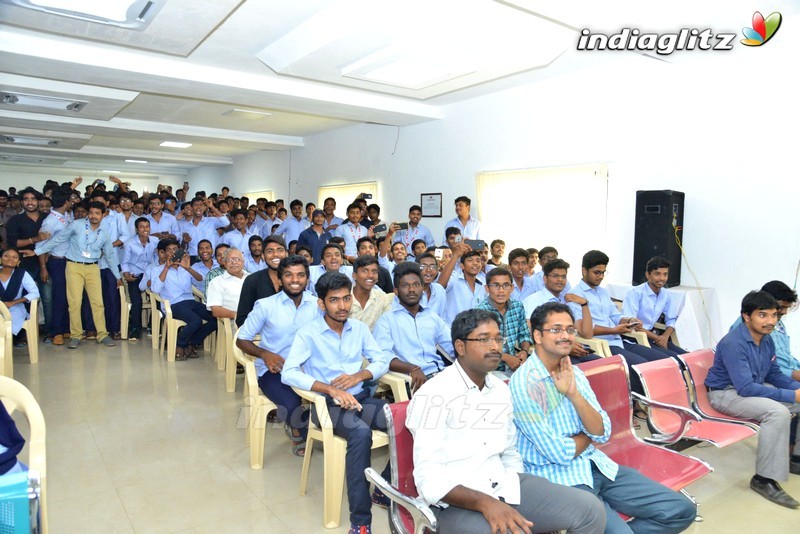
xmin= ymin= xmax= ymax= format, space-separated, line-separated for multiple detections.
xmin=8 ymin=340 xmax=800 ymax=533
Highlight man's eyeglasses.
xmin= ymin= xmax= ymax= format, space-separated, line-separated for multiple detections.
xmin=464 ymin=336 xmax=506 ymax=346
xmin=226 ymin=257 xmax=243 ymax=264
xmin=540 ymin=327 xmax=578 ymax=336
xmin=419 ymin=264 xmax=439 ymax=271
xmin=546 ymin=273 xmax=567 ymax=280
xmin=488 ymin=283 xmax=513 ymax=290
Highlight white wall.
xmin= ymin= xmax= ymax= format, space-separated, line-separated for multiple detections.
xmin=189 ymin=151 xmax=291 ymax=200
xmin=0 ymin=167 xmax=188 ymax=195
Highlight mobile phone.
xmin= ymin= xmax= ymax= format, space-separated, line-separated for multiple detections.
xmin=434 ymin=248 xmax=444 ymax=260
xmin=454 ymin=235 xmax=462 ymax=243
xmin=465 ymin=239 xmax=484 ymax=250
xmin=359 ymin=192 xmax=373 ymax=200
xmin=172 ymin=249 xmax=185 ymax=262
xmin=97 ymin=179 xmax=105 ymax=185
xmin=373 ymin=223 xmax=387 ymax=233
xmin=398 ymin=222 xmax=409 ymax=230
xmin=581 ymin=344 xmax=596 ymax=354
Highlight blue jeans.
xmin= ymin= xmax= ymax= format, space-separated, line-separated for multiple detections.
xmin=47 ymin=257 xmax=69 ymax=336
xmin=313 ymin=390 xmax=389 ymax=527
xmin=257 ymin=370 xmax=308 ymax=439
xmin=575 ymin=464 xmax=696 ymax=534
xmin=170 ymin=300 xmax=216 ymax=348
xmin=101 ymin=267 xmax=121 ymax=334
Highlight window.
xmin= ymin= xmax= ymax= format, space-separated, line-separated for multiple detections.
xmin=244 ymin=190 xmax=274 ymax=206
xmin=476 ymin=164 xmax=608 ymax=264
xmin=318 ymin=181 xmax=379 ymax=213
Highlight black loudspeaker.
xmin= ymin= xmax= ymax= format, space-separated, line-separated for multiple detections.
xmin=632 ymin=190 xmax=684 ymax=287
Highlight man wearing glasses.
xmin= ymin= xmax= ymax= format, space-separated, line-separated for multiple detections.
xmin=416 ymin=252 xmax=447 ymax=321
xmin=476 ymin=268 xmax=533 ymax=375
xmin=511 ymin=302 xmax=696 ymax=532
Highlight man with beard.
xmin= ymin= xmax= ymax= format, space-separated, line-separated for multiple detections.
xmin=236 ymin=255 xmax=319 ymax=456
xmin=145 ymin=195 xmax=179 ymax=240
xmin=348 ymin=255 xmax=393 ymax=330
xmin=6 ymin=187 xmax=48 ymax=279
xmin=281 ymin=271 xmax=392 ymax=534
xmin=244 ymin=235 xmax=268 ymax=273
xmin=321 ymin=196 xmax=344 ymax=231
xmin=236 ymin=236 xmax=287 ymax=327
xmin=274 ymin=199 xmax=311 ymax=246
xmin=190 ymin=240 xmax=217 ymax=293
xmin=373 ymin=262 xmax=453 ymax=393
xmin=392 ymin=205 xmax=435 ymax=254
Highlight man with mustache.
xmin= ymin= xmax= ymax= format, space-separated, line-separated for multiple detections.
xmin=407 ymin=308 xmax=606 ymax=534
xmin=706 ymin=290 xmax=800 ymax=508
xmin=511 ymin=302 xmax=696 ymax=532
xmin=235 ymin=236 xmax=287 ymax=327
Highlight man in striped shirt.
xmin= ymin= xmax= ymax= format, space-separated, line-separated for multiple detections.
xmin=510 ymin=302 xmax=696 ymax=533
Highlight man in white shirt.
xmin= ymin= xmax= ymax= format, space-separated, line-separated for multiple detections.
xmin=406 ymin=308 xmax=605 ymax=534
xmin=441 ymin=195 xmax=481 ymax=245
xmin=206 ymin=248 xmax=248 ymax=320
xmin=274 ymin=199 xmax=311 ymax=246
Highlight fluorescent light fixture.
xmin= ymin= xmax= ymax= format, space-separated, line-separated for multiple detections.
xmin=102 ymin=170 xmax=121 ymax=173
xmin=160 ymin=141 xmax=192 ymax=149
xmin=1 ymin=135 xmax=60 ymax=146
xmin=1 ymin=92 xmax=87 ymax=112
xmin=222 ymin=108 xmax=273 ymax=121
xmin=1 ymin=0 xmax=163 ymax=29
xmin=125 ymin=159 xmax=148 ymax=163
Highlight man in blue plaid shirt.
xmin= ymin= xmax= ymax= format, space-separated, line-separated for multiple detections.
xmin=476 ymin=268 xmax=533 ymax=375
xmin=510 ymin=302 xmax=696 ymax=533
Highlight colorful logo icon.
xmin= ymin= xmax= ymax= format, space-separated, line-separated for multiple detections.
xmin=741 ymin=11 xmax=782 ymax=46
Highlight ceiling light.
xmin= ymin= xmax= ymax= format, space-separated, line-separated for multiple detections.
xmin=160 ymin=141 xmax=192 ymax=149
xmin=1 ymin=91 xmax=87 ymax=112
xmin=125 ymin=159 xmax=148 ymax=163
xmin=0 ymin=0 xmax=163 ymax=29
xmin=102 ymin=170 xmax=121 ymax=174
xmin=1 ymin=135 xmax=60 ymax=146
xmin=222 ymin=108 xmax=273 ymax=121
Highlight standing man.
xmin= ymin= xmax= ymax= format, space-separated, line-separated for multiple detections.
xmin=236 ymin=236 xmax=287 ymax=327
xmin=257 ymin=201 xmax=280 ymax=239
xmin=0 ymin=190 xmax=17 ymax=246
xmin=121 ymin=217 xmax=158 ymax=341
xmin=392 ymin=205 xmax=435 ymax=254
xmin=36 ymin=201 xmax=120 ymax=348
xmin=35 ymin=187 xmax=72 ymax=345
xmin=146 ymin=195 xmax=179 ymax=240
xmin=321 ymin=197 xmax=344 ymax=231
xmin=486 ymin=239 xmax=507 ymax=271
xmin=511 ymin=302 xmax=696 ymax=532
xmin=335 ymin=203 xmax=372 ymax=262
xmin=441 ymin=195 xmax=481 ymax=245
xmin=220 ymin=209 xmax=257 ymax=251
xmin=476 ymin=268 xmax=533 ymax=375
xmin=297 ymin=209 xmax=331 ymax=265
xmin=281 ymin=271 xmax=392 ymax=534
xmin=373 ymin=261 xmax=454 ymax=392
xmin=407 ymin=308 xmax=606 ymax=534
xmin=6 ymin=187 xmax=48 ymax=289
xmin=179 ymin=197 xmax=229 ymax=260
xmin=274 ymin=199 xmax=311 ymax=246
xmin=236 ymin=256 xmax=319 ymax=455
xmin=706 ymin=290 xmax=800 ymax=508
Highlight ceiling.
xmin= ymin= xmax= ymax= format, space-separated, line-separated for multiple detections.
xmin=0 ymin=0 xmax=795 ymax=178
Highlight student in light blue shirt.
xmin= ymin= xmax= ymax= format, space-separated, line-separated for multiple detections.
xmin=441 ymin=195 xmax=482 ymax=245
xmin=415 ymin=252 xmax=447 ymax=321
xmin=529 ymin=246 xmax=572 ymax=295
xmin=220 ymin=209 xmax=257 ymax=251
xmin=373 ymin=262 xmax=453 ymax=393
xmin=121 ymin=217 xmax=158 ymax=340
xmin=623 ymin=256 xmax=686 ymax=357
xmin=178 ymin=197 xmax=229 ymax=257
xmin=281 ymin=271 xmax=391 ymax=533
xmin=243 ymin=235 xmax=268 ymax=273
xmin=511 ymin=302 xmax=696 ymax=533
xmin=392 ymin=205 xmax=435 ymax=253
xmin=437 ymin=245 xmax=486 ymax=324
xmin=236 ymin=255 xmax=319 ymax=455
xmin=189 ymin=240 xmax=217 ymax=293
xmin=274 ymin=200 xmax=311 ymax=246
xmin=508 ymin=248 xmax=537 ymax=302
xmin=145 ymin=196 xmax=179 ymax=240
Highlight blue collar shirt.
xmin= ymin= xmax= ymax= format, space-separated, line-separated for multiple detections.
xmin=149 ymin=264 xmax=194 ymax=310
xmin=190 ymin=260 xmax=217 ymax=292
xmin=522 ymin=288 xmax=566 ymax=323
xmin=282 ymin=316 xmax=391 ymax=396
xmin=569 ymin=280 xmax=622 ymax=347
xmin=393 ymin=223 xmax=435 ymax=252
xmin=179 ymin=215 xmax=229 ymax=256
xmin=730 ymin=316 xmax=800 ymax=377
xmin=146 ymin=212 xmax=179 ymax=237
xmin=441 ymin=215 xmax=482 ymax=245
xmin=220 ymin=228 xmax=257 ymax=252
xmin=274 ymin=216 xmax=311 ymax=246
xmin=510 ymin=354 xmax=616 ymax=488
xmin=372 ymin=299 xmax=454 ymax=376
xmin=511 ymin=275 xmax=537 ymax=302
xmin=444 ymin=271 xmax=486 ymax=324
xmin=35 ymin=209 xmax=71 ymax=258
xmin=622 ymin=282 xmax=678 ymax=330
xmin=121 ymin=236 xmax=158 ymax=275
xmin=334 ymin=221 xmax=368 ymax=257
xmin=421 ymin=282 xmax=447 ymax=322
xmin=37 ymin=218 xmax=120 ymax=279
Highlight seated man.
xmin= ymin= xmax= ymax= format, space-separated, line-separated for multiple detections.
xmin=308 ymin=243 xmax=354 ymax=296
xmin=622 ymin=256 xmax=686 ymax=356
xmin=203 ymin=243 xmax=230 ymax=297
xmin=373 ymin=262 xmax=453 ymax=393
xmin=206 ymin=248 xmax=248 ymax=321
xmin=235 ymin=236 xmax=287 ymax=327
xmin=190 ymin=239 xmax=216 ymax=293
xmin=150 ymin=239 xmax=216 ymax=361
xmin=349 ymin=255 xmax=394 ymax=330
xmin=508 ymin=248 xmax=537 ymax=302
xmin=706 ymin=290 xmax=800 ymax=508
xmin=356 ymin=237 xmax=393 ymax=293
xmin=530 ymin=246 xmax=571 ymax=294
xmin=437 ymin=244 xmax=486 ymax=324
xmin=476 ymin=268 xmax=533 ymax=375
xmin=281 ymin=271 xmax=392 ymax=534
xmin=415 ymin=252 xmax=447 ymax=321
xmin=236 ymin=255 xmax=318 ymax=455
xmin=511 ymin=302 xmax=696 ymax=532
xmin=407 ymin=308 xmax=606 ymax=534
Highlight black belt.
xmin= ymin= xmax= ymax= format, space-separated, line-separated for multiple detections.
xmin=707 ymin=386 xmax=728 ymax=392
xmin=67 ymin=259 xmax=98 ymax=265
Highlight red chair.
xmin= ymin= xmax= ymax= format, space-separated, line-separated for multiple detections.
xmin=364 ymin=401 xmax=437 ymax=534
xmin=632 ymin=358 xmax=758 ymax=447
xmin=677 ymin=350 xmax=760 ymax=429
xmin=578 ymin=356 xmax=712 ymax=493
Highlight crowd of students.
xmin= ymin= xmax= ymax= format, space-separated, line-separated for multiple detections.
xmin=1 ymin=177 xmax=799 ymax=533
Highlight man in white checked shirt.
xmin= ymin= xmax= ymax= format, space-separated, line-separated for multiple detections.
xmin=510 ymin=302 xmax=696 ymax=534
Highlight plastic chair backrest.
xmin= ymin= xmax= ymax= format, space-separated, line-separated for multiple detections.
xmin=386 ymin=401 xmax=419 ymax=534
xmin=635 ymin=358 xmax=691 ymax=435
xmin=678 ymin=350 xmax=755 ymax=422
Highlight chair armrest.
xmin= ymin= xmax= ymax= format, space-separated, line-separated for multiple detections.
xmin=575 ymin=336 xmax=611 ymax=358
xmin=379 ymin=372 xmax=412 ymax=402
xmin=631 ymin=391 xmax=701 ymax=445
xmin=622 ymin=331 xmax=649 ymax=347
xmin=364 ymin=467 xmax=437 ymax=534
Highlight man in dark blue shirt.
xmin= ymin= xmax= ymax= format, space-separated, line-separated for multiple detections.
xmin=296 ymin=209 xmax=331 ymax=265
xmin=705 ymin=290 xmax=800 ymax=508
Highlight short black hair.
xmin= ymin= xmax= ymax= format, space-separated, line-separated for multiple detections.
xmin=356 ymin=236 xmax=375 ymax=251
xmin=454 ymin=196 xmax=471 ymax=206
xmin=353 ymin=255 xmax=379 ymax=271
xmin=530 ymin=302 xmax=575 ymax=332
xmin=295 ymin=244 xmax=313 ymax=257
xmin=543 ymin=258 xmax=570 ymax=275
xmin=197 ymin=239 xmax=212 ymax=249
xmin=18 ymin=186 xmax=41 ymax=200
xmin=51 ymin=187 xmax=71 ymax=209
xmin=157 ymin=238 xmax=180 ymax=252
xmin=538 ymin=246 xmax=558 ymax=258
xmin=582 ymin=250 xmax=609 ymax=270
xmin=411 ymin=239 xmax=426 ymax=251
xmin=508 ymin=248 xmax=530 ymax=264
xmin=490 ymin=239 xmax=505 ymax=249
xmin=408 ymin=205 xmax=422 ymax=213
xmin=134 ymin=216 xmax=150 ymax=230
xmin=231 ymin=209 xmax=246 ymax=219
xmin=460 ymin=250 xmax=481 ymax=264
xmin=646 ymin=256 xmax=671 ymax=273
xmin=346 ymin=202 xmax=361 ymax=213
xmin=445 ymin=227 xmax=462 ymax=239
xmin=392 ymin=261 xmax=423 ymax=288
xmin=367 ymin=203 xmax=380 ymax=215
xmin=248 ymin=235 xmax=263 ymax=246
xmin=321 ymin=243 xmax=344 ymax=258
xmin=316 ymin=271 xmax=352 ymax=299
xmin=278 ymin=255 xmax=310 ymax=278
xmin=741 ymin=290 xmax=779 ymax=315
xmin=87 ymin=200 xmax=106 ymax=213
xmin=214 ymin=243 xmax=231 ymax=255
xmin=415 ymin=252 xmax=437 ymax=264
xmin=486 ymin=267 xmax=512 ymax=285
xmin=760 ymin=281 xmax=798 ymax=304
xmin=290 ymin=199 xmax=303 ymax=209
xmin=263 ymin=235 xmax=286 ymax=248
xmin=451 ymin=309 xmax=500 ymax=352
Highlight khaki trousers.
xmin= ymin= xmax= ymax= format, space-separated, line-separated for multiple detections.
xmin=66 ymin=261 xmax=107 ymax=340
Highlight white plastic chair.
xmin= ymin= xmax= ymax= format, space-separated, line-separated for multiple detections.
xmin=231 ymin=343 xmax=277 ymax=469
xmin=0 ymin=298 xmax=40 ymax=377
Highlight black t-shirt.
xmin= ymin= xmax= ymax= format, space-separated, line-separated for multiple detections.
xmin=6 ymin=211 xmax=44 ymax=274
xmin=236 ymin=269 xmax=279 ymax=327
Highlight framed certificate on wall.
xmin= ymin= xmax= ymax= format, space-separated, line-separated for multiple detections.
xmin=420 ymin=193 xmax=442 ymax=218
